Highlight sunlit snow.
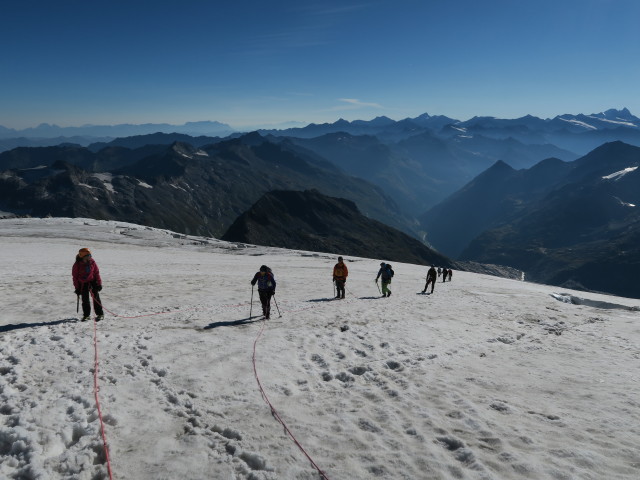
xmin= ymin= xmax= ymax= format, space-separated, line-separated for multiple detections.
xmin=1 ymin=218 xmax=639 ymax=480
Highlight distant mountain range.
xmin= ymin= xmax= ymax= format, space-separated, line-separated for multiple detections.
xmin=422 ymin=141 xmax=640 ymax=298
xmin=0 ymin=120 xmax=234 ymax=141
xmin=2 ymin=108 xmax=639 ymax=152
xmin=2 ymin=109 xmax=640 ymax=297
xmin=3 ymin=108 xmax=638 ymax=215
xmin=0 ymin=134 xmax=411 ymax=238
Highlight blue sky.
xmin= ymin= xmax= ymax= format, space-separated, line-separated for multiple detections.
xmin=2 ymin=0 xmax=639 ymax=129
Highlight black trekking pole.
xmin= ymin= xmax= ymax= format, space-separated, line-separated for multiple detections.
xmin=375 ymin=279 xmax=381 ymax=295
xmin=76 ymin=294 xmax=80 ymax=313
xmin=249 ymin=285 xmax=254 ymax=318
xmin=272 ymin=294 xmax=282 ymax=318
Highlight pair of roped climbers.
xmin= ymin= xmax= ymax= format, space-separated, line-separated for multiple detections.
xmin=332 ymin=256 xmax=349 ymax=299
xmin=442 ymin=268 xmax=454 ymax=282
xmin=376 ymin=262 xmax=394 ymax=297
xmin=72 ymin=248 xmax=104 ymax=321
xmin=250 ymin=265 xmax=277 ymax=319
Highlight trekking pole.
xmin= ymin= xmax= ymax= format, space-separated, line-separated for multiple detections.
xmin=375 ymin=279 xmax=381 ymax=294
xmin=272 ymin=294 xmax=282 ymax=318
xmin=333 ymin=280 xmax=336 ymax=298
xmin=250 ymin=285 xmax=254 ymax=318
xmin=77 ymin=294 xmax=80 ymax=313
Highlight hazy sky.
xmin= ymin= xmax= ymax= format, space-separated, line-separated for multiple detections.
xmin=2 ymin=0 xmax=639 ymax=129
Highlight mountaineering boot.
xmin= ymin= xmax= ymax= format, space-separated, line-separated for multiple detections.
xmin=81 ymin=315 xmax=90 ymax=322
xmin=96 ymin=315 xmax=104 ymax=322
xmin=387 ymin=291 xmax=392 ymax=297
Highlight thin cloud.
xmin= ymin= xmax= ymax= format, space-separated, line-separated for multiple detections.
xmin=329 ymin=98 xmax=384 ymax=111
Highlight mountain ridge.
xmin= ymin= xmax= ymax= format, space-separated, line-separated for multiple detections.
xmin=420 ymin=141 xmax=640 ymax=297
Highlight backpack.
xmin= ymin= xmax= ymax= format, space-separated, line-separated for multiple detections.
xmin=257 ymin=267 xmax=275 ymax=290
xmin=381 ymin=264 xmax=394 ymax=281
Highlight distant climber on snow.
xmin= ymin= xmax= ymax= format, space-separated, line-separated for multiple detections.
xmin=251 ymin=265 xmax=276 ymax=319
xmin=72 ymin=248 xmax=104 ymax=322
xmin=333 ymin=256 xmax=348 ymax=299
xmin=376 ymin=262 xmax=394 ymax=297
xmin=422 ymin=265 xmax=437 ymax=294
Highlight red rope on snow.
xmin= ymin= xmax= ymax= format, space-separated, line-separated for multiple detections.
xmin=93 ymin=316 xmax=115 ymax=480
xmin=251 ymin=318 xmax=331 ymax=480
xmin=84 ymin=287 xmax=338 ymax=479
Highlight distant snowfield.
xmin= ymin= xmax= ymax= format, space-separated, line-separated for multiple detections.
xmin=1 ymin=218 xmax=639 ymax=480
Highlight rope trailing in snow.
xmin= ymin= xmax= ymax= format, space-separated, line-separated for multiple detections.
xmin=93 ymin=316 xmax=115 ymax=480
xmin=251 ymin=318 xmax=331 ymax=480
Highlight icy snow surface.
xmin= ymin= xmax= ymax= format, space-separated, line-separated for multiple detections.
xmin=1 ymin=218 xmax=639 ymax=480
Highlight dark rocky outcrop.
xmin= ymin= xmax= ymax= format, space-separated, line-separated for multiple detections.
xmin=222 ymin=189 xmax=454 ymax=267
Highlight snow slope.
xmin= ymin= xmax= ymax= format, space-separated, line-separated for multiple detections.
xmin=1 ymin=218 xmax=639 ymax=480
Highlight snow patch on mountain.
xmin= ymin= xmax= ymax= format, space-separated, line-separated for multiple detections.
xmin=587 ymin=115 xmax=638 ymax=128
xmin=613 ymin=196 xmax=636 ymax=208
xmin=602 ymin=166 xmax=638 ymax=181
xmin=559 ymin=117 xmax=597 ymax=130
xmin=92 ymin=173 xmax=116 ymax=193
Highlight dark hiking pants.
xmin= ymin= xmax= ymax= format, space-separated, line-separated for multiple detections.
xmin=80 ymin=281 xmax=104 ymax=317
xmin=425 ymin=278 xmax=435 ymax=293
xmin=258 ymin=289 xmax=273 ymax=318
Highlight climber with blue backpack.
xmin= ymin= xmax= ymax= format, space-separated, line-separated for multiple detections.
xmin=375 ymin=262 xmax=394 ymax=297
xmin=251 ymin=265 xmax=276 ymax=319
